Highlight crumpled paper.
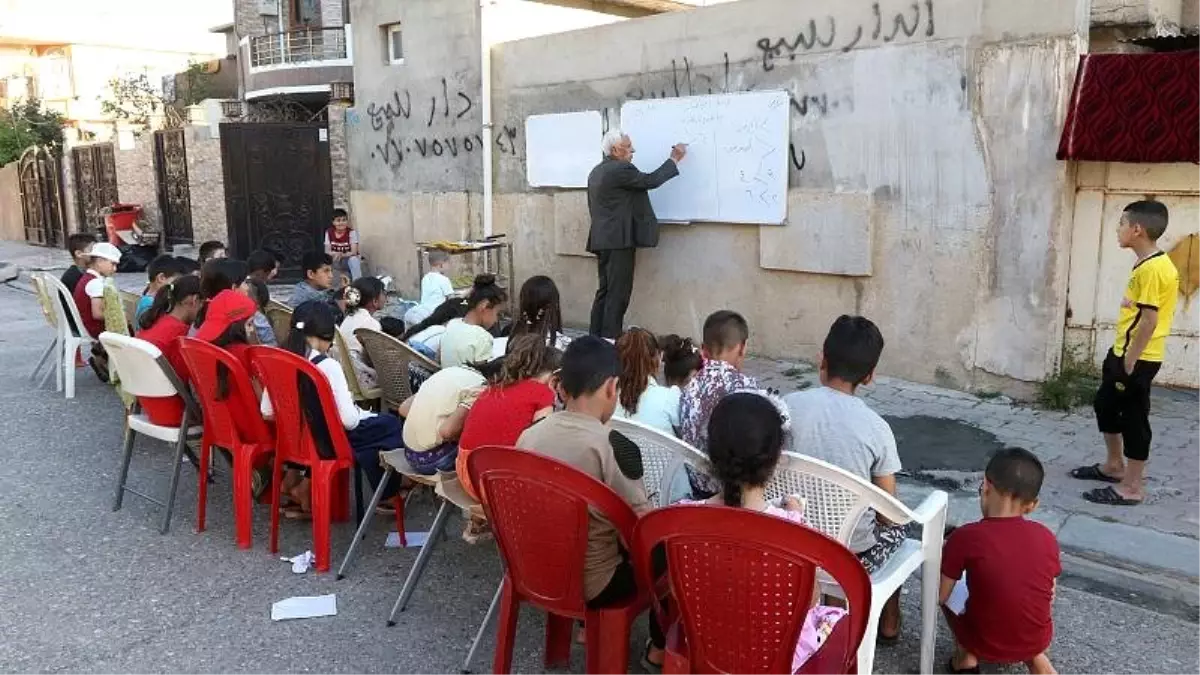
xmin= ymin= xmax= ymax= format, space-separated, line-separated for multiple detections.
xmin=280 ymin=550 xmax=315 ymax=574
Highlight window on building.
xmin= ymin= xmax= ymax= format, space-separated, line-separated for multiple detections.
xmin=384 ymin=23 xmax=403 ymax=64
xmin=291 ymin=0 xmax=319 ymax=27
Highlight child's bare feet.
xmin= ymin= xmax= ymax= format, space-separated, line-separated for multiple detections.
xmin=948 ymin=646 xmax=980 ymax=674
xmin=1026 ymin=652 xmax=1056 ymax=674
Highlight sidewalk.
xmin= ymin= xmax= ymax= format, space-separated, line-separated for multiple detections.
xmin=3 ymin=239 xmax=1196 ymax=587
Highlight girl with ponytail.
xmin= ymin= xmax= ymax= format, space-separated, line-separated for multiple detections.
xmin=439 ymin=274 xmax=507 ymax=368
xmin=508 ymin=275 xmax=566 ymax=349
xmin=613 ymin=330 xmax=701 ymax=437
xmin=337 ymin=276 xmax=387 ymax=389
xmin=689 ymin=390 xmax=845 ymax=671
xmin=134 ymin=275 xmax=203 ymax=425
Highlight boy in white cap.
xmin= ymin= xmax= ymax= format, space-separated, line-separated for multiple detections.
xmin=71 ymin=242 xmax=121 ymax=381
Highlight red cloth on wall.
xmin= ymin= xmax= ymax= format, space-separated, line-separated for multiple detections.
xmin=1056 ymin=51 xmax=1199 ymax=164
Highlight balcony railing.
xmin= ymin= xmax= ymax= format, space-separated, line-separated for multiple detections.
xmin=249 ymin=27 xmax=348 ymax=69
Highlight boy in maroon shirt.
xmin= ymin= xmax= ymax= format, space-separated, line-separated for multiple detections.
xmin=941 ymin=447 xmax=1060 ymax=675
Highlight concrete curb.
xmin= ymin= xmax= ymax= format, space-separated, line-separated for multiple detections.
xmin=0 ymin=263 xmax=18 ymax=284
xmin=897 ymin=478 xmax=1200 ymax=607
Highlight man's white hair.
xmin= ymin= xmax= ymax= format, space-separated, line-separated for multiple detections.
xmin=601 ymin=128 xmax=628 ymax=157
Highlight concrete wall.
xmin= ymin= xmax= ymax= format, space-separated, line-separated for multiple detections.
xmin=0 ymin=164 xmax=23 ymax=241
xmin=1066 ymin=162 xmax=1199 ymax=389
xmin=487 ymin=0 xmax=1086 ymax=390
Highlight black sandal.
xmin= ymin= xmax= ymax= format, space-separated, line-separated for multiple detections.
xmin=947 ymin=658 xmax=981 ymax=674
xmin=1069 ymin=463 xmax=1120 ymax=483
xmin=1083 ymin=485 xmax=1142 ymax=506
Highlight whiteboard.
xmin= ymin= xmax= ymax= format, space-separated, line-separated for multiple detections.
xmin=525 ymin=111 xmax=602 ymax=188
xmin=620 ymin=91 xmax=790 ymax=225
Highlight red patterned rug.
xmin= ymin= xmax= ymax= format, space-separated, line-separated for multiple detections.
xmin=1057 ymin=51 xmax=1199 ymax=164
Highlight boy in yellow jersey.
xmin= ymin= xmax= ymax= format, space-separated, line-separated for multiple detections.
xmin=1071 ymin=200 xmax=1178 ymax=506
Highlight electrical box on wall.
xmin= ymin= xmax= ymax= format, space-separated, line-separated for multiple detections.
xmin=258 ymin=0 xmax=278 ymax=15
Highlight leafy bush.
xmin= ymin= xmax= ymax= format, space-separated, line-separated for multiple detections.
xmin=1037 ymin=346 xmax=1100 ymax=411
xmin=0 ymin=98 xmax=66 ymax=166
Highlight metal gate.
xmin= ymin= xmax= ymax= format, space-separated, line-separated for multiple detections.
xmin=71 ymin=143 xmax=119 ymax=237
xmin=17 ymin=146 xmax=66 ymax=247
xmin=220 ymin=122 xmax=332 ymax=279
xmin=153 ymin=128 xmax=194 ymax=247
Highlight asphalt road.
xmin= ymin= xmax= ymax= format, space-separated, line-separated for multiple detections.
xmin=0 ymin=283 xmax=1196 ymax=674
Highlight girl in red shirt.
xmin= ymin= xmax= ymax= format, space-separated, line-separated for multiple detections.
xmin=134 ymin=275 xmax=202 ymax=425
xmin=456 ymin=334 xmax=562 ymax=539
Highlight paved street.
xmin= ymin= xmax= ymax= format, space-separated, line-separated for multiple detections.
xmin=0 ymin=240 xmax=1197 ymax=673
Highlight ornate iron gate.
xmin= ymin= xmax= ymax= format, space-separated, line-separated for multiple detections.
xmin=71 ymin=144 xmax=119 ymax=237
xmin=220 ymin=122 xmax=332 ymax=280
xmin=153 ymin=128 xmax=194 ymax=247
xmin=17 ymin=146 xmax=66 ymax=247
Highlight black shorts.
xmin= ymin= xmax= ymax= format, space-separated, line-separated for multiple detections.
xmin=1093 ymin=349 xmax=1161 ymax=462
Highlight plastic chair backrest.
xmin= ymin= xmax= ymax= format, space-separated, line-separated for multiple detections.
xmin=99 ymin=332 xmax=195 ymax=404
xmin=355 ymin=327 xmax=439 ymax=408
xmin=178 ymin=337 xmax=273 ymax=447
xmin=764 ymin=451 xmax=913 ymax=544
xmin=247 ymin=345 xmax=354 ymax=465
xmin=265 ymin=301 xmax=292 ymax=344
xmin=103 ymin=284 xmax=130 ymax=336
xmin=31 ymin=273 xmax=58 ymax=329
xmin=45 ymin=274 xmax=90 ymax=340
xmin=468 ymin=445 xmax=640 ymax=615
xmin=332 ymin=329 xmax=367 ymax=400
xmin=119 ymin=290 xmax=140 ymax=328
xmin=632 ymin=505 xmax=872 ymax=675
xmin=609 ymin=417 xmax=709 ymax=508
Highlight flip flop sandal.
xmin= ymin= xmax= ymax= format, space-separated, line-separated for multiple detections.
xmin=1069 ymin=463 xmax=1121 ymax=483
xmin=1083 ymin=486 xmax=1142 ymax=506
xmin=639 ymin=640 xmax=662 ymax=674
xmin=947 ymin=658 xmax=981 ymax=674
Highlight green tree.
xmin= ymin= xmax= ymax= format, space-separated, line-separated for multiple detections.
xmin=100 ymin=71 xmax=161 ymax=128
xmin=181 ymin=60 xmax=214 ymax=107
xmin=0 ymin=98 xmax=66 ymax=166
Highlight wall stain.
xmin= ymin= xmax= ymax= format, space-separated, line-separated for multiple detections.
xmin=1168 ymin=233 xmax=1199 ymax=300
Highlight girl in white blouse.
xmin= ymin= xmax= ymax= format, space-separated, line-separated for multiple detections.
xmin=613 ymin=330 xmax=703 ymax=436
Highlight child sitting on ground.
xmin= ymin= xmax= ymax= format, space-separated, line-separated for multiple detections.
xmin=507 ymin=275 xmax=569 ymax=350
xmin=688 ymin=391 xmax=846 ymax=672
xmin=404 ymin=250 xmax=455 ymax=327
xmin=135 ymin=254 xmax=183 ymax=324
xmin=680 ymin=310 xmax=758 ymax=450
xmin=440 ymin=274 xmax=507 ymax=368
xmin=337 ymin=277 xmax=387 ymax=390
xmin=263 ymin=302 xmax=404 ymax=518
xmin=71 ymin=242 xmax=122 ymax=381
xmin=942 ymin=447 xmax=1060 ymax=675
xmin=456 ymin=334 xmax=561 ymax=539
xmin=614 ymin=329 xmax=703 ymax=436
xmin=324 ymin=207 xmax=362 ymax=286
xmin=785 ymin=314 xmax=905 ymax=638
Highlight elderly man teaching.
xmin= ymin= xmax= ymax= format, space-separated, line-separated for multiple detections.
xmin=586 ymin=129 xmax=687 ymax=338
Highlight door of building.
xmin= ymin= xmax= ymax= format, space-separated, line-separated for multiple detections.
xmin=153 ymin=128 xmax=195 ymax=248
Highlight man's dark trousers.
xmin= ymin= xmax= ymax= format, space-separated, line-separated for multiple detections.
xmin=589 ymin=248 xmax=635 ymax=339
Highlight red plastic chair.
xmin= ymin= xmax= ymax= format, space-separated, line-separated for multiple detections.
xmin=177 ymin=338 xmax=275 ymax=548
xmin=247 ymin=345 xmax=355 ymax=572
xmin=631 ymin=505 xmax=872 ymax=675
xmin=468 ymin=445 xmax=648 ymax=674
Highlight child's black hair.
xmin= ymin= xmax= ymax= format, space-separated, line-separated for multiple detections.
xmin=1123 ymin=200 xmax=1170 ymax=240
xmin=174 ymin=256 xmax=201 ymax=276
xmin=247 ymin=249 xmax=280 ymax=276
xmin=401 ymin=296 xmax=469 ymax=341
xmin=245 ymin=278 xmax=270 ymax=312
xmin=985 ymin=447 xmax=1044 ymax=503
xmin=344 ymin=276 xmax=385 ymax=315
xmin=702 ymin=310 xmax=749 ymax=353
xmin=67 ymin=232 xmax=96 ymax=258
xmin=660 ymin=334 xmax=702 ymax=386
xmin=302 ymin=251 xmax=333 ymax=276
xmin=822 ymin=315 xmax=884 ymax=386
xmin=196 ymin=258 xmax=249 ymax=326
xmin=138 ymin=274 xmax=201 ymax=331
xmin=198 ymin=240 xmax=226 ymax=262
xmin=464 ymin=273 xmax=507 ymax=311
xmin=332 ymin=207 xmax=349 ymax=220
xmin=509 ymin=275 xmax=562 ymax=346
xmin=285 ymin=301 xmax=339 ymax=460
xmin=559 ymin=335 xmax=620 ymax=398
xmin=707 ymin=392 xmax=786 ymax=508
xmin=146 ymin=254 xmax=182 ymax=283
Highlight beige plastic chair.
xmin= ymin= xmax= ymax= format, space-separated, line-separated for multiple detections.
xmin=332 ymin=329 xmax=382 ymax=405
xmin=29 ymin=272 xmax=61 ymax=389
xmin=354 ymin=327 xmax=439 ymax=410
xmin=764 ymin=451 xmax=948 ymax=675
xmin=265 ymin=300 xmax=293 ymax=345
xmin=100 ymin=332 xmax=204 ymax=534
xmin=43 ymin=274 xmax=99 ymax=399
xmin=608 ymin=417 xmax=710 ymax=508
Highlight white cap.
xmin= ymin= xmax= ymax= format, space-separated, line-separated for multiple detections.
xmin=89 ymin=242 xmax=122 ymax=263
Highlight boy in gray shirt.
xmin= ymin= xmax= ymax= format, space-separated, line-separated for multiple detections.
xmin=785 ymin=315 xmax=904 ymax=640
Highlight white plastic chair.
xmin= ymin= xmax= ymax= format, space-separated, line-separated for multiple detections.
xmin=609 ymin=417 xmax=710 ymax=508
xmin=100 ymin=332 xmax=203 ymax=534
xmin=44 ymin=274 xmax=98 ymax=399
xmin=764 ymin=451 xmax=948 ymax=675
xmin=28 ymin=272 xmax=61 ymax=389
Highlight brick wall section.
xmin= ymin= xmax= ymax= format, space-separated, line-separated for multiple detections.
xmin=321 ymin=0 xmax=344 ymax=27
xmin=328 ymin=101 xmax=349 ymax=210
xmin=185 ymin=127 xmax=228 ymax=246
xmin=114 ymin=135 xmax=162 ymax=232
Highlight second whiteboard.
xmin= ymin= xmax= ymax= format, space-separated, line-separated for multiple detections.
xmin=621 ymin=91 xmax=790 ymax=225
xmin=525 ymin=111 xmax=602 ymax=188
